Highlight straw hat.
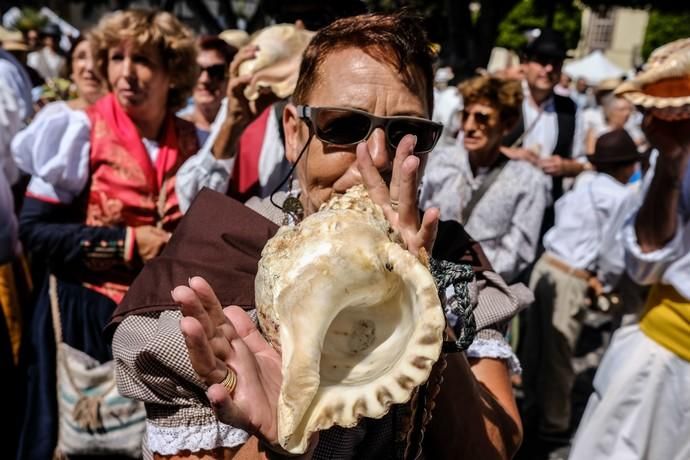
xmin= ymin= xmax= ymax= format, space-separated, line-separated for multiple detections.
xmin=0 ymin=27 xmax=28 ymax=52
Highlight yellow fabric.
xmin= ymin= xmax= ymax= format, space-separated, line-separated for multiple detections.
xmin=640 ymin=284 xmax=690 ymax=362
xmin=0 ymin=262 xmax=22 ymax=364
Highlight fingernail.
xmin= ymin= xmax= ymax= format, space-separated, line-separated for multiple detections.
xmin=409 ymin=135 xmax=417 ymax=154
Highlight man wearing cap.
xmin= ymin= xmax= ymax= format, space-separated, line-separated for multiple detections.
xmin=502 ymin=29 xmax=586 ymax=214
xmin=27 ymin=23 xmax=65 ymax=81
xmin=521 ymin=129 xmax=640 ymax=443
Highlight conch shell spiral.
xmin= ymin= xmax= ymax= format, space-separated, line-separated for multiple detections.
xmin=615 ymin=38 xmax=690 ymax=120
xmin=255 ymin=186 xmax=445 ymax=454
xmin=237 ymin=24 xmax=314 ymax=102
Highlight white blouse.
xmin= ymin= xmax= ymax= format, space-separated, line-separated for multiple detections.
xmin=11 ymin=101 xmax=232 ymax=206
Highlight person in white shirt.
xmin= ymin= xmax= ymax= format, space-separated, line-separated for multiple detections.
xmin=569 ymin=115 xmax=690 ymax=460
xmin=501 ymin=29 xmax=587 ymax=207
xmin=26 ymin=23 xmax=65 ymax=81
xmin=521 ymin=129 xmax=640 ymax=440
xmin=0 ymin=48 xmax=33 ymax=122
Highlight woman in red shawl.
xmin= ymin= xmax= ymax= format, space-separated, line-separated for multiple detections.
xmin=11 ymin=10 xmax=217 ymax=459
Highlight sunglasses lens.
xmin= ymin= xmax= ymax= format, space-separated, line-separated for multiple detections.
xmin=314 ymin=109 xmax=371 ymax=145
xmin=204 ymin=64 xmax=226 ymax=80
xmin=388 ymin=119 xmax=440 ymax=154
xmin=475 ymin=112 xmax=490 ymax=125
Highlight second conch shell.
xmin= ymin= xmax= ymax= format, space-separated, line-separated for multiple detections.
xmin=237 ymin=24 xmax=314 ymax=101
xmin=255 ymin=185 xmax=445 ymax=454
xmin=615 ymin=38 xmax=690 ymax=120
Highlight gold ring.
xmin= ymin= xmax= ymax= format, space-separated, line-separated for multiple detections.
xmin=220 ymin=367 xmax=237 ymax=395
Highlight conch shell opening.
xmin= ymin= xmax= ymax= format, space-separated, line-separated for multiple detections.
xmin=615 ymin=38 xmax=690 ymax=120
xmin=255 ymin=186 xmax=445 ymax=454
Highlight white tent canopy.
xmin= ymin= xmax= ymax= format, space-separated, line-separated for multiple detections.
xmin=563 ymin=50 xmax=625 ymax=85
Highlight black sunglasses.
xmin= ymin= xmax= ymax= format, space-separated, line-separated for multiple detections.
xmin=461 ymin=109 xmax=493 ymax=127
xmin=297 ymin=105 xmax=442 ymax=155
xmin=199 ymin=63 xmax=227 ymax=81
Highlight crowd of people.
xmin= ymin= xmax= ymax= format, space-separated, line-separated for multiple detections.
xmin=0 ymin=6 xmax=688 ymax=460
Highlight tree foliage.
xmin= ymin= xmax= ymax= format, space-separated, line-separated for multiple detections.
xmin=496 ymin=0 xmax=582 ymax=52
xmin=12 ymin=8 xmax=48 ymax=32
xmin=642 ymin=9 xmax=690 ymax=60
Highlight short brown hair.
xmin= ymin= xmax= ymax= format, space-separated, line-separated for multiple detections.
xmin=292 ymin=12 xmax=435 ymax=115
xmin=89 ymin=9 xmax=197 ymax=111
xmin=199 ymin=35 xmax=237 ymax=65
xmin=459 ymin=75 xmax=523 ymax=128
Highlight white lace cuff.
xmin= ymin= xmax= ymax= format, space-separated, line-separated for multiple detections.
xmin=466 ymin=337 xmax=522 ymax=375
xmin=146 ymin=420 xmax=249 ymax=455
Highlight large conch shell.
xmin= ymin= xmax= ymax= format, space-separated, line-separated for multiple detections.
xmin=237 ymin=24 xmax=314 ymax=101
xmin=255 ymin=185 xmax=445 ymax=454
xmin=615 ymin=38 xmax=690 ymax=120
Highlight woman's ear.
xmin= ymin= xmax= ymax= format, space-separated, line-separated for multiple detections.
xmin=283 ymin=103 xmax=301 ymax=164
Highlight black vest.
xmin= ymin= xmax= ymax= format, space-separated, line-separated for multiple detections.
xmin=503 ymin=94 xmax=577 ymax=201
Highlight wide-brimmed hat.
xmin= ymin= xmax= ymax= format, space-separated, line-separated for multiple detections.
xmin=0 ymin=27 xmax=28 ymax=51
xmin=524 ymin=29 xmax=567 ymax=61
xmin=589 ymin=129 xmax=640 ymax=165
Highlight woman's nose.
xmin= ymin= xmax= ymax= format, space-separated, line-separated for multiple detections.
xmin=367 ymin=127 xmax=393 ymax=174
xmin=121 ymin=57 xmax=132 ymax=77
xmin=463 ymin=114 xmax=476 ymax=131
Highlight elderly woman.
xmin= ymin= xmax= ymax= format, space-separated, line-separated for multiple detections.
xmin=111 ymin=12 xmax=525 ymax=459
xmin=10 ymin=10 xmax=231 ymax=459
xmin=420 ymin=75 xmax=549 ymax=283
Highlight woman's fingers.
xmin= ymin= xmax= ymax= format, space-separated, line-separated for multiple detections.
xmin=389 ymin=134 xmax=416 ymax=204
xmin=180 ymin=316 xmax=228 ymax=383
xmin=418 ymin=207 xmax=440 ymax=254
xmin=397 ymin=154 xmax=420 ymax=230
xmin=356 ymin=143 xmax=391 ymax=208
xmin=229 ymin=45 xmax=258 ymax=78
xmin=188 ymin=276 xmax=230 ymax=330
xmin=173 ymin=284 xmax=216 ymax=338
xmin=224 ymin=306 xmax=274 ymax=354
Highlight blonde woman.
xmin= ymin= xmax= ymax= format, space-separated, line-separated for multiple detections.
xmin=11 ymin=10 xmax=228 ymax=458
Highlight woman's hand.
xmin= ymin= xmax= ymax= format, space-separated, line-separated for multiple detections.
xmin=356 ymin=134 xmax=439 ymax=256
xmin=176 ymin=276 xmax=282 ymax=447
xmin=225 ymin=45 xmax=259 ymax=127
xmin=213 ymin=45 xmax=280 ymax=159
xmin=134 ymin=225 xmax=170 ymax=262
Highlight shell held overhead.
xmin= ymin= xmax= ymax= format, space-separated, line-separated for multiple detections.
xmin=254 ymin=185 xmax=445 ymax=455
xmin=615 ymin=38 xmax=690 ymax=121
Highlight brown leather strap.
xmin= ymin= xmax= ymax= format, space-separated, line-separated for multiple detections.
xmin=543 ymin=253 xmax=591 ymax=281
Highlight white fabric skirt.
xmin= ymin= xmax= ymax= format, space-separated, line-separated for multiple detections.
xmin=569 ymin=324 xmax=690 ymax=460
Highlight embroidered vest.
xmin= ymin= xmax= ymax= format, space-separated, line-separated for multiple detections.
xmin=84 ymin=95 xmax=198 ymax=303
